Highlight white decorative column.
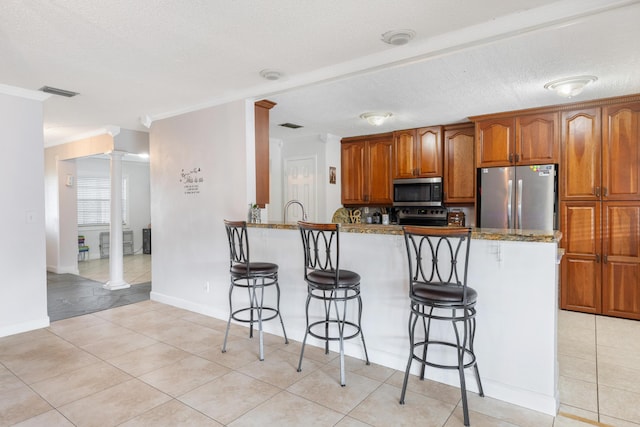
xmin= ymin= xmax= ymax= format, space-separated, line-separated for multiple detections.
xmin=104 ymin=151 xmax=130 ymax=290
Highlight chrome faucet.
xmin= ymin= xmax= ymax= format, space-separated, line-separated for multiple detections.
xmin=283 ymin=199 xmax=308 ymax=223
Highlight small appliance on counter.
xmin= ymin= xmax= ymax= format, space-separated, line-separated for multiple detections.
xmin=447 ymin=210 xmax=465 ymax=227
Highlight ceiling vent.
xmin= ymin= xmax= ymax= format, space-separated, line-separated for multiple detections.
xmin=39 ymin=86 xmax=79 ymax=97
xmin=279 ymin=122 xmax=303 ymax=129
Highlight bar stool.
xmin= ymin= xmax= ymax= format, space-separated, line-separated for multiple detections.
xmin=222 ymin=220 xmax=288 ymax=361
xmin=296 ymin=221 xmax=369 ymax=386
xmin=399 ymin=226 xmax=483 ymax=427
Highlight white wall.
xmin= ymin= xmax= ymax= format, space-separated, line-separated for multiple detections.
xmin=0 ymin=91 xmax=49 ymax=337
xmin=149 ymin=100 xmax=250 ymax=316
xmin=76 ymin=157 xmax=151 ymax=260
xmin=45 ymin=134 xmax=113 ymax=273
xmin=268 ymin=132 xmax=342 ymax=223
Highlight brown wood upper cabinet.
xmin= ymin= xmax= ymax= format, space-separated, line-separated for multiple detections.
xmin=475 ymin=112 xmax=559 ymax=168
xmin=393 ymin=126 xmax=443 ymax=179
xmin=561 ymin=108 xmax=601 ymax=200
xmin=562 ymin=102 xmax=640 ymax=201
xmin=341 ymin=133 xmax=393 ymax=206
xmin=602 ymin=101 xmax=640 ymax=200
xmin=443 ymin=124 xmax=475 ymax=204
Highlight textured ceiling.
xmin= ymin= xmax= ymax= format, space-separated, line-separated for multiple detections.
xmin=1 ymin=0 xmax=639 ymax=146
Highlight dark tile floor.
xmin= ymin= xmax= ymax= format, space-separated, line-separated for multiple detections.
xmin=47 ymin=272 xmax=151 ymax=321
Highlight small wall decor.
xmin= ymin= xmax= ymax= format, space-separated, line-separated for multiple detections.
xmin=180 ymin=167 xmax=204 ymax=195
xmin=329 ymin=166 xmax=336 ymax=184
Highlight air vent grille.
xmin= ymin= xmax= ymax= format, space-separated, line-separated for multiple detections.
xmin=279 ymin=122 xmax=303 ymax=129
xmin=39 ymin=86 xmax=79 ymax=97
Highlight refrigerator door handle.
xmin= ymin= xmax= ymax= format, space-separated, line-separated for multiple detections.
xmin=517 ymin=179 xmax=523 ymax=230
xmin=507 ymin=179 xmax=513 ymax=229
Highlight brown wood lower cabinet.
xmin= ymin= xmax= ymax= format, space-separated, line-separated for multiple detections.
xmin=560 ymin=201 xmax=601 ymax=313
xmin=602 ymin=202 xmax=640 ymax=319
xmin=561 ymin=201 xmax=640 ymax=319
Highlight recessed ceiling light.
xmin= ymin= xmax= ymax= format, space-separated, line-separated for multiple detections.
xmin=360 ymin=112 xmax=392 ymax=126
xmin=38 ymin=86 xmax=79 ymax=97
xmin=259 ymin=69 xmax=283 ymax=81
xmin=381 ymin=30 xmax=415 ymax=46
xmin=544 ymin=76 xmax=597 ymax=98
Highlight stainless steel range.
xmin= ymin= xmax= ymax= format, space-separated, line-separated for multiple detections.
xmin=396 ymin=206 xmax=448 ymax=226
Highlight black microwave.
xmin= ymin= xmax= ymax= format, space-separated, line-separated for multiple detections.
xmin=393 ymin=177 xmax=443 ymax=207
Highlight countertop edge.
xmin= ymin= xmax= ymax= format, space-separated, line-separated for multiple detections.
xmin=246 ymin=222 xmax=561 ymax=243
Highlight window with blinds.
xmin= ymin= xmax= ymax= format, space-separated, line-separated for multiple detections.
xmin=77 ymin=177 xmax=128 ymax=226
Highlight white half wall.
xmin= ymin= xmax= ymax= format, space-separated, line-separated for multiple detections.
xmin=0 ymin=91 xmax=49 ymax=337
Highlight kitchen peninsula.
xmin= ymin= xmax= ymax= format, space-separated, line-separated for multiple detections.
xmin=245 ymin=222 xmax=561 ymax=416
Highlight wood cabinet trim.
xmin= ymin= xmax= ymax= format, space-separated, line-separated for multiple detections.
xmin=469 ymin=93 xmax=640 ymax=122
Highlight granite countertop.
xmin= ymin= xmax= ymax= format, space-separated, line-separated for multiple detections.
xmin=246 ymin=222 xmax=561 ymax=243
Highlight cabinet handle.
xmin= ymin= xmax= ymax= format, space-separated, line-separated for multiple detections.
xmin=509 ymin=153 xmax=513 ymax=163
xmin=603 ymin=187 xmax=608 ymax=197
xmin=515 ymin=153 xmax=520 ymax=163
xmin=595 ymin=187 xmax=601 ymax=197
xmin=595 ymin=254 xmax=600 ymax=263
xmin=603 ymin=254 xmax=608 ymax=264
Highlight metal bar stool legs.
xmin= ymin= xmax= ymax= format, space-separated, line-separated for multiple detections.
xmin=297 ymin=287 xmax=369 ymax=386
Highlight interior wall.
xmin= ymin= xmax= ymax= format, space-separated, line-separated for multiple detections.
xmin=44 ymin=134 xmax=113 ymax=273
xmin=149 ymin=99 xmax=251 ymax=317
xmin=324 ymin=133 xmax=342 ymax=222
xmin=268 ymin=133 xmax=342 ymax=223
xmin=0 ymin=91 xmax=49 ymax=337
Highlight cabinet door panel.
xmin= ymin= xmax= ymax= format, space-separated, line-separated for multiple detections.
xmin=602 ymin=202 xmax=640 ymax=319
xmin=341 ymin=142 xmax=366 ymax=205
xmin=444 ymin=125 xmax=475 ymax=203
xmin=393 ymin=130 xmax=416 ymax=179
xmin=516 ymin=112 xmax=559 ymax=165
xmin=416 ymin=126 xmax=442 ymax=177
xmin=561 ymin=109 xmax=601 ymax=200
xmin=476 ymin=118 xmax=514 ymax=167
xmin=602 ymin=102 xmax=640 ymax=200
xmin=368 ymin=139 xmax=393 ymax=204
xmin=560 ymin=201 xmax=601 ymax=313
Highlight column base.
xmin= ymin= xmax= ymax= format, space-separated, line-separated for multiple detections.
xmin=103 ymin=280 xmax=131 ymax=290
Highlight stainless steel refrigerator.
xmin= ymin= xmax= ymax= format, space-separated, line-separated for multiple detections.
xmin=478 ymin=164 xmax=557 ymax=230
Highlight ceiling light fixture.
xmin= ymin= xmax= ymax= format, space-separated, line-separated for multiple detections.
xmin=544 ymin=76 xmax=597 ymax=98
xmin=259 ymin=69 xmax=283 ymax=81
xmin=381 ymin=29 xmax=415 ymax=46
xmin=360 ymin=112 xmax=392 ymax=126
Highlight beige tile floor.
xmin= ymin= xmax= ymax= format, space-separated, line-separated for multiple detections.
xmin=78 ymin=254 xmax=152 ymax=285
xmin=2 ymin=256 xmax=639 ymax=426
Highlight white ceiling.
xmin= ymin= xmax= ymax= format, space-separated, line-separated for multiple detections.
xmin=1 ymin=0 xmax=639 ymax=146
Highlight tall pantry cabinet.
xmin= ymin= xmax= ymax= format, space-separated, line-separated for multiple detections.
xmin=560 ymin=100 xmax=640 ymax=319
